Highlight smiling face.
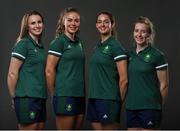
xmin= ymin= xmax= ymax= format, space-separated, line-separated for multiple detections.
xmin=96 ymin=14 xmax=113 ymax=36
xmin=28 ymin=15 xmax=44 ymax=40
xmin=64 ymin=12 xmax=80 ymax=36
xmin=133 ymin=23 xmax=150 ymax=46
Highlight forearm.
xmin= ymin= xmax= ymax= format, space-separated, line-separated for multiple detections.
xmin=7 ymin=57 xmax=23 ymax=98
xmin=119 ymin=78 xmax=128 ymax=103
xmin=116 ymin=60 xmax=128 ymax=103
xmin=160 ymin=84 xmax=168 ymax=105
xmin=157 ymin=69 xmax=169 ymax=105
xmin=46 ymin=70 xmax=56 ymax=96
xmin=7 ymin=72 xmax=18 ymax=98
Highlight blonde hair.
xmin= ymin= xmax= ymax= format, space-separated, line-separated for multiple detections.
xmin=55 ymin=7 xmax=80 ymax=38
xmin=16 ymin=10 xmax=44 ymax=43
xmin=133 ymin=16 xmax=155 ymax=44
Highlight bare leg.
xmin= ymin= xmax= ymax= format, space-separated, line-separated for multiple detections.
xmin=18 ymin=123 xmax=38 ymax=130
xmin=128 ymin=128 xmax=143 ymax=130
xmin=92 ymin=122 xmax=120 ymax=130
xmin=142 ymin=128 xmax=156 ymax=131
xmin=91 ymin=122 xmax=103 ymax=130
xmin=102 ymin=122 xmax=120 ymax=130
xmin=56 ymin=115 xmax=75 ymax=130
xmin=74 ymin=114 xmax=84 ymax=129
xmin=128 ymin=127 xmax=157 ymax=130
xmin=37 ymin=122 xmax=45 ymax=130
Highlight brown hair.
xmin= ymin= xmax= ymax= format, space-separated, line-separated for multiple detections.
xmin=96 ymin=11 xmax=117 ymax=38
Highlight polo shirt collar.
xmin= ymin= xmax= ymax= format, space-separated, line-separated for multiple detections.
xmin=134 ymin=45 xmax=152 ymax=55
xmin=98 ymin=36 xmax=114 ymax=46
xmin=62 ymin=33 xmax=79 ymax=43
xmin=27 ymin=35 xmax=43 ymax=48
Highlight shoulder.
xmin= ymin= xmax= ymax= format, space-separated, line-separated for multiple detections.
xmin=13 ymin=38 xmax=29 ymax=49
xmin=50 ymin=35 xmax=65 ymax=44
xmin=150 ymin=46 xmax=166 ymax=58
xmin=109 ymin=38 xmax=121 ymax=48
xmin=148 ymin=46 xmax=168 ymax=66
xmin=49 ymin=35 xmax=67 ymax=50
xmin=17 ymin=37 xmax=30 ymax=44
xmin=110 ymin=38 xmax=127 ymax=53
xmin=109 ymin=37 xmax=120 ymax=45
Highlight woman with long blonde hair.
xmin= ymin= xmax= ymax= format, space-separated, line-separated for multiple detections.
xmin=7 ymin=10 xmax=47 ymax=130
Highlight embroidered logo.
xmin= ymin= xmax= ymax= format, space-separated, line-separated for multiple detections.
xmin=147 ymin=121 xmax=153 ymax=125
xmin=102 ymin=45 xmax=109 ymax=53
xmin=144 ymin=54 xmax=151 ymax=62
xmin=66 ymin=104 xmax=72 ymax=112
xmin=29 ymin=111 xmax=36 ymax=119
xmin=103 ymin=114 xmax=108 ymax=119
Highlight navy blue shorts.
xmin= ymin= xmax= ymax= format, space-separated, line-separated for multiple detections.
xmin=14 ymin=97 xmax=46 ymax=124
xmin=126 ymin=109 xmax=162 ymax=129
xmin=53 ymin=96 xmax=85 ymax=115
xmin=86 ymin=99 xmax=121 ymax=123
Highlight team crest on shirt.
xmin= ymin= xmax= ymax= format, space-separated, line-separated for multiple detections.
xmin=29 ymin=111 xmax=36 ymax=119
xmin=102 ymin=45 xmax=109 ymax=53
xmin=66 ymin=104 xmax=72 ymax=112
xmin=144 ymin=54 xmax=151 ymax=62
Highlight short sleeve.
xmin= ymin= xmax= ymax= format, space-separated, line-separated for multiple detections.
xmin=11 ymin=41 xmax=28 ymax=61
xmin=155 ymin=52 xmax=168 ymax=70
xmin=48 ymin=37 xmax=64 ymax=57
xmin=111 ymin=41 xmax=127 ymax=62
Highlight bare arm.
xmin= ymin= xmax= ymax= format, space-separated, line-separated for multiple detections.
xmin=7 ymin=57 xmax=23 ymax=98
xmin=157 ymin=68 xmax=169 ymax=105
xmin=116 ymin=60 xmax=128 ymax=103
xmin=45 ymin=54 xmax=59 ymax=96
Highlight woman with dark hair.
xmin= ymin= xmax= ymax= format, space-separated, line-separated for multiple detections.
xmin=87 ymin=11 xmax=128 ymax=130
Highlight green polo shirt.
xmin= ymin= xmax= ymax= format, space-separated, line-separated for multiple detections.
xmin=48 ymin=34 xmax=85 ymax=97
xmin=11 ymin=36 xmax=47 ymax=98
xmin=89 ymin=36 xmax=127 ymax=101
xmin=126 ymin=45 xmax=168 ymax=110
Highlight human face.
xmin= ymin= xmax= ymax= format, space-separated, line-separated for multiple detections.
xmin=64 ymin=12 xmax=80 ymax=35
xmin=96 ymin=14 xmax=113 ymax=35
xmin=28 ymin=15 xmax=44 ymax=39
xmin=133 ymin=23 xmax=150 ymax=45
